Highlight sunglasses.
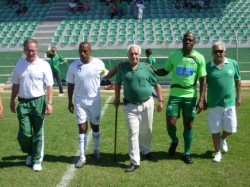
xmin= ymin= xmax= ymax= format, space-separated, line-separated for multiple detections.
xmin=213 ymin=50 xmax=224 ymax=54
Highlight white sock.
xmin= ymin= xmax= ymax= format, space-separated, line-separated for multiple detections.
xmin=84 ymin=133 xmax=87 ymax=155
xmin=92 ymin=131 xmax=100 ymax=151
xmin=78 ymin=134 xmax=86 ymax=160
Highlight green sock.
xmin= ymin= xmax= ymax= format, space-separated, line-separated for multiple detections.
xmin=183 ymin=128 xmax=193 ymax=155
xmin=167 ymin=127 xmax=178 ymax=143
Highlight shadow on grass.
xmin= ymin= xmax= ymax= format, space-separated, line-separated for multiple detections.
xmin=0 ymin=151 xmax=214 ymax=169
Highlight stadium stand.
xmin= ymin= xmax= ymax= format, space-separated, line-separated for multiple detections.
xmin=0 ymin=0 xmax=248 ymax=51
xmin=0 ymin=0 xmax=249 ymax=90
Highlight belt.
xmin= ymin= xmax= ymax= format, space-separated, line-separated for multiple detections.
xmin=18 ymin=95 xmax=44 ymax=102
xmin=124 ymin=96 xmax=151 ymax=105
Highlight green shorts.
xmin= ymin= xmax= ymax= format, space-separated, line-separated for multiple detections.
xmin=166 ymin=96 xmax=197 ymax=118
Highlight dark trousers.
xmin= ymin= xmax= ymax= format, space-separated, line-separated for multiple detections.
xmin=53 ymin=72 xmax=63 ymax=94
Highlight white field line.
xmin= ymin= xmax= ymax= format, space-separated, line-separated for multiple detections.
xmin=56 ymin=96 xmax=113 ymax=187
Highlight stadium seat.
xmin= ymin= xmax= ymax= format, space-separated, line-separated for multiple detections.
xmin=65 ymin=31 xmax=71 ymax=37
xmin=110 ymin=30 xmax=117 ymax=36
xmin=62 ymin=37 xmax=70 ymax=44
xmin=51 ymin=37 xmax=60 ymax=45
xmin=202 ymin=35 xmax=210 ymax=42
xmin=92 ymin=31 xmax=99 ymax=36
xmin=109 ymin=36 xmax=116 ymax=43
xmin=11 ymin=38 xmax=19 ymax=45
xmin=212 ymin=35 xmax=219 ymax=41
xmin=100 ymin=36 xmax=107 ymax=43
xmin=90 ymin=37 xmax=97 ymax=43
xmin=118 ymin=36 xmax=126 ymax=43
xmin=240 ymin=35 xmax=248 ymax=42
xmin=120 ymin=24 xmax=126 ymax=30
xmin=146 ymin=30 xmax=154 ymax=36
xmin=126 ymin=30 xmax=134 ymax=37
xmin=156 ymin=30 xmax=163 ymax=36
xmin=119 ymin=30 xmax=126 ymax=36
xmin=147 ymin=36 xmax=154 ymax=42
xmin=138 ymin=36 xmax=145 ymax=42
xmin=137 ymin=30 xmax=144 ymax=36
xmin=222 ymin=35 xmax=230 ymax=42
xmin=156 ymin=36 xmax=164 ymax=43
xmin=176 ymin=35 xmax=182 ymax=42
xmin=128 ymin=36 xmax=135 ymax=43
xmin=73 ymin=31 xmax=80 ymax=37
xmin=71 ymin=37 xmax=78 ymax=44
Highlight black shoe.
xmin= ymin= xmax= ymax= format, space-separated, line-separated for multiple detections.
xmin=168 ymin=142 xmax=178 ymax=158
xmin=125 ymin=163 xmax=140 ymax=172
xmin=144 ymin=153 xmax=154 ymax=161
xmin=183 ymin=154 xmax=193 ymax=164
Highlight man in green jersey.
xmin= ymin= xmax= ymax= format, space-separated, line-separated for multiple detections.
xmin=153 ymin=32 xmax=207 ymax=164
xmin=113 ymin=44 xmax=163 ymax=172
xmin=46 ymin=47 xmax=67 ymax=96
xmin=145 ymin=48 xmax=156 ymax=68
xmin=145 ymin=48 xmax=157 ymax=98
xmin=205 ymin=41 xmax=241 ymax=163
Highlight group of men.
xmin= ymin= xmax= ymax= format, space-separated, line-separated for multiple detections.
xmin=6 ymin=32 xmax=241 ymax=172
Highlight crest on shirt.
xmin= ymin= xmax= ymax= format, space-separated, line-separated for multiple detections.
xmin=189 ymin=59 xmax=196 ymax=65
xmin=227 ymin=69 xmax=234 ymax=76
xmin=167 ymin=105 xmax=172 ymax=111
xmin=77 ymin=64 xmax=83 ymax=72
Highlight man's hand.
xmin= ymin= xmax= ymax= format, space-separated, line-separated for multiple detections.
xmin=10 ymin=100 xmax=16 ymax=113
xmin=68 ymin=102 xmax=74 ymax=113
xmin=46 ymin=104 xmax=53 ymax=115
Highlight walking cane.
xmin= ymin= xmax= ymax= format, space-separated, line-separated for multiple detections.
xmin=114 ymin=107 xmax=118 ymax=161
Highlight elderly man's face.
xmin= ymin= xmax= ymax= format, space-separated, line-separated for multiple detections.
xmin=128 ymin=46 xmax=140 ymax=66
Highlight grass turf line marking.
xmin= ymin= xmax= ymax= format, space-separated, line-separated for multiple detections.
xmin=56 ymin=96 xmax=113 ymax=187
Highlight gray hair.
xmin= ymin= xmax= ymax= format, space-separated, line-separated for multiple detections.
xmin=127 ymin=44 xmax=141 ymax=55
xmin=23 ymin=38 xmax=38 ymax=48
xmin=212 ymin=41 xmax=226 ymax=51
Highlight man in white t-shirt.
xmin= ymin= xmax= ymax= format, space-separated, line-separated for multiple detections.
xmin=66 ymin=42 xmax=119 ymax=168
xmin=10 ymin=38 xmax=54 ymax=172
xmin=137 ymin=2 xmax=145 ymax=19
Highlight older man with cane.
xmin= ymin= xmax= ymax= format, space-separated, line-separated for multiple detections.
xmin=113 ymin=44 xmax=163 ymax=172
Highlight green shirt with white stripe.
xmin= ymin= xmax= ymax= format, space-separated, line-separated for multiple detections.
xmin=206 ymin=58 xmax=241 ymax=108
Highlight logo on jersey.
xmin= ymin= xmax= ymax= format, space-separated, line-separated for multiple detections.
xmin=77 ymin=64 xmax=83 ymax=73
xmin=189 ymin=59 xmax=196 ymax=65
xmin=167 ymin=105 xmax=172 ymax=111
xmin=227 ymin=69 xmax=234 ymax=76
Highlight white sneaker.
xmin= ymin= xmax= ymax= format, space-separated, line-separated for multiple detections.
xmin=220 ymin=138 xmax=228 ymax=153
xmin=58 ymin=93 xmax=64 ymax=97
xmin=75 ymin=158 xmax=86 ymax=168
xmin=33 ymin=163 xmax=42 ymax=171
xmin=213 ymin=152 xmax=222 ymax=162
xmin=25 ymin=156 xmax=32 ymax=166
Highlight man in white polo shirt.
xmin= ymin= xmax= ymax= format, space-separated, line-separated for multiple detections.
xmin=66 ymin=42 xmax=119 ymax=168
xmin=10 ymin=38 xmax=54 ymax=172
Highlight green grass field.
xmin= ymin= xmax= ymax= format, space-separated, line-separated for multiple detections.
xmin=0 ymin=90 xmax=250 ymax=187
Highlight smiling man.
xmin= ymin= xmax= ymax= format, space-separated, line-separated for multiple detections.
xmin=205 ymin=41 xmax=241 ymax=163
xmin=153 ymin=32 xmax=207 ymax=164
xmin=113 ymin=44 xmax=163 ymax=172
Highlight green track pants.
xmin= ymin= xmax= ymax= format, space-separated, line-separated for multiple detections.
xmin=16 ymin=96 xmax=46 ymax=164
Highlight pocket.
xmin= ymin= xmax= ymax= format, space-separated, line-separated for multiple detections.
xmin=139 ymin=78 xmax=146 ymax=87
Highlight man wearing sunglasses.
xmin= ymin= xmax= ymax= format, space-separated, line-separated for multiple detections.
xmin=205 ymin=41 xmax=241 ymax=163
xmin=152 ymin=32 xmax=207 ymax=164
